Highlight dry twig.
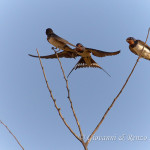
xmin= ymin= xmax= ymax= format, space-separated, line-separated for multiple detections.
xmin=53 ymin=49 xmax=84 ymax=140
xmin=36 ymin=49 xmax=81 ymax=142
xmin=0 ymin=120 xmax=24 ymax=150
xmin=86 ymin=28 xmax=150 ymax=145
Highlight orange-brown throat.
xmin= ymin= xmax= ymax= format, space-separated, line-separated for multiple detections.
xmin=76 ymin=47 xmax=83 ymax=52
xmin=76 ymin=44 xmax=84 ymax=52
xmin=127 ymin=39 xmax=134 ymax=45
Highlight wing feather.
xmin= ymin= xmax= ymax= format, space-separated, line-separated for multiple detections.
xmin=29 ymin=51 xmax=79 ymax=59
xmin=138 ymin=40 xmax=150 ymax=50
xmin=53 ymin=34 xmax=76 ymax=47
xmin=85 ymin=48 xmax=120 ymax=57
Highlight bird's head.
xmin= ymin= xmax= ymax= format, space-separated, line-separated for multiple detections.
xmin=46 ymin=28 xmax=53 ymax=35
xmin=76 ymin=43 xmax=85 ymax=52
xmin=126 ymin=37 xmax=136 ymax=45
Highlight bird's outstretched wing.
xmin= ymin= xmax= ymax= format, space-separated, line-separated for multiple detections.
xmin=85 ymin=48 xmax=120 ymax=57
xmin=67 ymin=57 xmax=111 ymax=78
xmin=29 ymin=51 xmax=79 ymax=59
xmin=53 ymin=34 xmax=76 ymax=47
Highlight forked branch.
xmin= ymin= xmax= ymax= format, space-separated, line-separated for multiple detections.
xmin=36 ymin=49 xmax=81 ymax=142
xmin=53 ymin=49 xmax=84 ymax=140
xmin=86 ymin=28 xmax=150 ymax=146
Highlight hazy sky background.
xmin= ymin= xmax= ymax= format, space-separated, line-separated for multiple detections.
xmin=1 ymin=0 xmax=150 ymax=149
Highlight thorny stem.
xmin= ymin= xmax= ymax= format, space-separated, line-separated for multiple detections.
xmin=36 ymin=49 xmax=81 ymax=142
xmin=86 ymin=28 xmax=150 ymax=146
xmin=0 ymin=120 xmax=24 ymax=150
xmin=53 ymin=49 xmax=84 ymax=140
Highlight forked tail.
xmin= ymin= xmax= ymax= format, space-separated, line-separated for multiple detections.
xmin=67 ymin=57 xmax=111 ymax=78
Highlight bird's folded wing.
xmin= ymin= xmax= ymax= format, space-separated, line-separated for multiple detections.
xmin=28 ymin=51 xmax=79 ymax=59
xmin=55 ymin=34 xmax=76 ymax=47
xmin=138 ymin=40 xmax=150 ymax=50
xmin=85 ymin=48 xmax=120 ymax=57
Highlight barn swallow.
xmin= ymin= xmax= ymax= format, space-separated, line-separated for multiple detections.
xmin=29 ymin=43 xmax=120 ymax=77
xmin=67 ymin=43 xmax=120 ymax=77
xmin=46 ymin=28 xmax=76 ymax=52
xmin=126 ymin=37 xmax=150 ymax=60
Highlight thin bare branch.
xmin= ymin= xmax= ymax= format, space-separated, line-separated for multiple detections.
xmin=0 ymin=120 xmax=24 ymax=150
xmin=36 ymin=49 xmax=81 ymax=142
xmin=86 ymin=28 xmax=150 ymax=146
xmin=53 ymin=49 xmax=84 ymax=140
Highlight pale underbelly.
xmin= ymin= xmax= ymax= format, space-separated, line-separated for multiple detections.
xmin=133 ymin=45 xmax=150 ymax=60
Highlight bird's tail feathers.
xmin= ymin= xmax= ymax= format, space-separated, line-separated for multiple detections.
xmin=67 ymin=57 xmax=111 ymax=77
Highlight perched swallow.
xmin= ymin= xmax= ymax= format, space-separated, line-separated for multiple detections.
xmin=29 ymin=43 xmax=120 ymax=77
xmin=67 ymin=43 xmax=120 ymax=77
xmin=126 ymin=37 xmax=150 ymax=60
xmin=46 ymin=28 xmax=76 ymax=52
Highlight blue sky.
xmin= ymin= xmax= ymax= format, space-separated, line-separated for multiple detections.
xmin=1 ymin=0 xmax=150 ymax=149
